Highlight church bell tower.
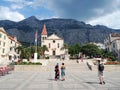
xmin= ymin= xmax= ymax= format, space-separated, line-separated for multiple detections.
xmin=41 ymin=24 xmax=47 ymax=46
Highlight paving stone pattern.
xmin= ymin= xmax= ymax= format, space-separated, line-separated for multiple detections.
xmin=0 ymin=60 xmax=120 ymax=90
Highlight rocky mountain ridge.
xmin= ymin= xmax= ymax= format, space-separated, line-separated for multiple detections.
xmin=0 ymin=16 xmax=120 ymax=45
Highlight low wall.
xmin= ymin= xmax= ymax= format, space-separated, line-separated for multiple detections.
xmin=92 ymin=65 xmax=120 ymax=71
xmin=104 ymin=65 xmax=120 ymax=71
xmin=14 ymin=65 xmax=47 ymax=71
xmin=14 ymin=65 xmax=120 ymax=72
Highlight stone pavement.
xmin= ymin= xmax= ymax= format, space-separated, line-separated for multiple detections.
xmin=0 ymin=60 xmax=120 ymax=90
xmin=0 ymin=71 xmax=120 ymax=90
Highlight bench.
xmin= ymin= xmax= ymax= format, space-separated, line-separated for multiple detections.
xmin=0 ymin=67 xmax=9 ymax=76
xmin=0 ymin=65 xmax=14 ymax=76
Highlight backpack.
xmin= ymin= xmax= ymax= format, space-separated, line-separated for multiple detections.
xmin=99 ymin=63 xmax=104 ymax=71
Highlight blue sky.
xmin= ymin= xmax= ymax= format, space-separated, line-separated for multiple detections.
xmin=0 ymin=0 xmax=120 ymax=29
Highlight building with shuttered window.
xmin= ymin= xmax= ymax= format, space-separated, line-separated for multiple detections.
xmin=0 ymin=27 xmax=21 ymax=61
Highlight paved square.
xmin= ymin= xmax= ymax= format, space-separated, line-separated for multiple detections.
xmin=0 ymin=70 xmax=120 ymax=90
xmin=0 ymin=60 xmax=120 ymax=90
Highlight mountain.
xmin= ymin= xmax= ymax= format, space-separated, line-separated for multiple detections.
xmin=0 ymin=16 xmax=120 ymax=45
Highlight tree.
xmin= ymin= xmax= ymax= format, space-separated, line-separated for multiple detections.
xmin=29 ymin=45 xmax=35 ymax=58
xmin=61 ymin=43 xmax=69 ymax=54
xmin=40 ymin=45 xmax=48 ymax=59
xmin=24 ymin=48 xmax=31 ymax=60
xmin=16 ymin=46 xmax=33 ymax=60
xmin=74 ymin=43 xmax=81 ymax=55
xmin=81 ymin=43 xmax=101 ymax=58
xmin=68 ymin=43 xmax=81 ymax=58
xmin=68 ymin=45 xmax=76 ymax=57
xmin=16 ymin=46 xmax=25 ymax=60
xmin=101 ymin=49 xmax=116 ymax=61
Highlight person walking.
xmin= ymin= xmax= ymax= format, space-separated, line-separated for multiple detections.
xmin=98 ymin=60 xmax=105 ymax=85
xmin=61 ymin=63 xmax=66 ymax=81
xmin=54 ymin=63 xmax=60 ymax=81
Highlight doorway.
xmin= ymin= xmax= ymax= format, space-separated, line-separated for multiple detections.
xmin=53 ymin=50 xmax=56 ymax=55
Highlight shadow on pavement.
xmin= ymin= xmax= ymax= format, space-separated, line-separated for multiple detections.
xmin=48 ymin=79 xmax=55 ymax=81
xmin=85 ymin=82 xmax=99 ymax=84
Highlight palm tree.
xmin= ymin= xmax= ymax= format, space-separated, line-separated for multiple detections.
xmin=39 ymin=45 xmax=48 ymax=59
xmin=29 ymin=45 xmax=35 ymax=59
xmin=24 ymin=48 xmax=31 ymax=61
xmin=16 ymin=46 xmax=25 ymax=60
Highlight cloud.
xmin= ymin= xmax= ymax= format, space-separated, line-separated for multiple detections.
xmin=30 ymin=0 xmax=115 ymax=21
xmin=4 ymin=0 xmax=33 ymax=10
xmin=41 ymin=0 xmax=111 ymax=21
xmin=2 ymin=0 xmax=120 ymax=29
xmin=3 ymin=0 xmax=111 ymax=21
xmin=37 ymin=14 xmax=58 ymax=20
xmin=11 ymin=4 xmax=23 ymax=9
xmin=0 ymin=6 xmax=25 ymax=21
xmin=44 ymin=0 xmax=120 ymax=29
xmin=87 ymin=10 xmax=120 ymax=29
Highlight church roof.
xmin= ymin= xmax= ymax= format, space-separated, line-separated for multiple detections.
xmin=47 ymin=33 xmax=63 ymax=40
xmin=41 ymin=24 xmax=47 ymax=35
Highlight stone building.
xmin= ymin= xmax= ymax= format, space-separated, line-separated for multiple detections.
xmin=104 ymin=33 xmax=120 ymax=60
xmin=41 ymin=24 xmax=65 ymax=58
xmin=0 ymin=27 xmax=21 ymax=62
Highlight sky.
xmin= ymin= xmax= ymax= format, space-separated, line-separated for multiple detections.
xmin=0 ymin=0 xmax=120 ymax=29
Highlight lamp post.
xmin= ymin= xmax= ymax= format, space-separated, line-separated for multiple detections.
xmin=118 ymin=49 xmax=120 ymax=61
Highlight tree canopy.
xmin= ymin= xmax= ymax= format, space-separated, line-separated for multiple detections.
xmin=81 ymin=43 xmax=101 ymax=58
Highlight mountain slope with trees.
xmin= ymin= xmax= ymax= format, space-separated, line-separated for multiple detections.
xmin=0 ymin=16 xmax=120 ymax=46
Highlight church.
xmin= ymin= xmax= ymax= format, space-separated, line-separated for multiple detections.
xmin=41 ymin=24 xmax=65 ymax=58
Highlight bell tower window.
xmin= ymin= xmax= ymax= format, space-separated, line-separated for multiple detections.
xmin=53 ymin=40 xmax=55 ymax=43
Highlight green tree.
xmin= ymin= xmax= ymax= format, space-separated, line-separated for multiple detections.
xmin=68 ymin=43 xmax=81 ymax=58
xmin=68 ymin=45 xmax=76 ymax=57
xmin=74 ymin=43 xmax=81 ymax=55
xmin=16 ymin=46 xmax=33 ymax=60
xmin=24 ymin=48 xmax=31 ymax=60
xmin=81 ymin=43 xmax=101 ymax=58
xmin=16 ymin=46 xmax=25 ymax=60
xmin=40 ymin=45 xmax=48 ymax=59
xmin=101 ymin=49 xmax=116 ymax=61
xmin=29 ymin=45 xmax=35 ymax=58
xmin=61 ymin=43 xmax=69 ymax=54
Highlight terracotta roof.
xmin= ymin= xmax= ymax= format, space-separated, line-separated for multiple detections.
xmin=111 ymin=33 xmax=120 ymax=37
xmin=0 ymin=27 xmax=21 ymax=45
xmin=41 ymin=24 xmax=47 ymax=35
xmin=8 ymin=36 xmax=21 ymax=45
xmin=110 ymin=38 xmax=120 ymax=45
xmin=8 ymin=36 xmax=15 ymax=41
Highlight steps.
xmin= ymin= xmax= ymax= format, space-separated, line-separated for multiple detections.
xmin=47 ymin=60 xmax=92 ymax=71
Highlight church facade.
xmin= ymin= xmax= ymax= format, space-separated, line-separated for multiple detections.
xmin=41 ymin=24 xmax=65 ymax=57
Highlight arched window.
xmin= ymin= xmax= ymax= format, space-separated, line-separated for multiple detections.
xmin=58 ymin=43 xmax=59 ymax=48
xmin=53 ymin=40 xmax=55 ymax=43
xmin=49 ymin=43 xmax=50 ymax=48
xmin=42 ymin=37 xmax=44 ymax=40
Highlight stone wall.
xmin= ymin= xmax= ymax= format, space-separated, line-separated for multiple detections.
xmin=14 ymin=62 xmax=120 ymax=72
xmin=92 ymin=65 xmax=120 ymax=71
xmin=104 ymin=65 xmax=120 ymax=71
xmin=14 ymin=65 xmax=47 ymax=71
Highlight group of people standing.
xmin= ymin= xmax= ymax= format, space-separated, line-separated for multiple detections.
xmin=54 ymin=59 xmax=105 ymax=84
xmin=54 ymin=62 xmax=65 ymax=81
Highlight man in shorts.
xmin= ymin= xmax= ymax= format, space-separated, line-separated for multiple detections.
xmin=98 ymin=60 xmax=105 ymax=85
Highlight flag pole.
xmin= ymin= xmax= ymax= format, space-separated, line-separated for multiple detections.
xmin=34 ymin=30 xmax=38 ymax=62
xmin=35 ymin=32 xmax=37 ymax=53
